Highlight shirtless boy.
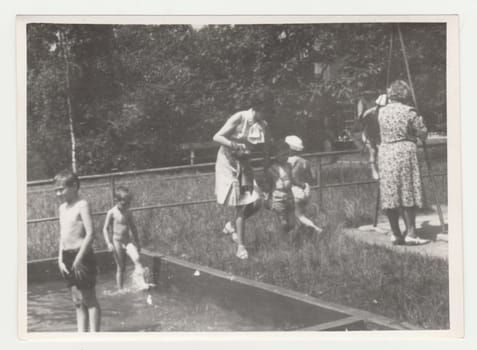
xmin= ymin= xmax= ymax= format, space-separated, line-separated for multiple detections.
xmin=55 ymin=169 xmax=101 ymax=332
xmin=103 ymin=186 xmax=151 ymax=290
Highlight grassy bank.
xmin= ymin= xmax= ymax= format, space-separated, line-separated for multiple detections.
xmin=26 ymin=147 xmax=449 ymax=329
xmin=137 ymin=193 xmax=448 ymax=330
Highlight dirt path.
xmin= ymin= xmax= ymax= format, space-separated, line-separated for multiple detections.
xmin=344 ymin=205 xmax=448 ymax=260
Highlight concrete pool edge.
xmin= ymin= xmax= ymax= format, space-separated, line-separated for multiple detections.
xmin=147 ymin=251 xmax=419 ymax=331
xmin=27 ymin=250 xmax=420 ymax=332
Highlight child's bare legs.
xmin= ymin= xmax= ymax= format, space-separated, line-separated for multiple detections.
xmin=83 ymin=288 xmax=101 ymax=331
xmin=112 ymin=240 xmax=126 ymax=289
xmin=71 ymin=287 xmax=88 ymax=331
xmin=295 ymin=203 xmax=322 ymax=234
xmin=277 ymin=211 xmax=294 ymax=244
xmin=367 ymin=145 xmax=379 ymax=180
xmin=71 ymin=286 xmax=101 ymax=332
xmin=125 ymin=243 xmax=155 ymax=288
xmin=125 ymin=243 xmax=143 ymax=273
xmin=370 ymin=162 xmax=379 ymax=181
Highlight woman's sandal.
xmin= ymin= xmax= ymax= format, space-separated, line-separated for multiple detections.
xmin=404 ymin=236 xmax=431 ymax=245
xmin=236 ymin=245 xmax=248 ymax=260
xmin=223 ymin=222 xmax=234 ymax=235
xmin=223 ymin=222 xmax=239 ymax=242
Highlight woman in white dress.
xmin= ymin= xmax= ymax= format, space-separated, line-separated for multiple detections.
xmin=213 ymin=95 xmax=271 ymax=259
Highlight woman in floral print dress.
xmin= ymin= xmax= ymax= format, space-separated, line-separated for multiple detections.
xmin=377 ymin=80 xmax=430 ymax=245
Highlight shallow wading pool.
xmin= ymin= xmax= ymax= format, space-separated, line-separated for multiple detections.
xmin=28 ymin=270 xmax=279 ymax=332
xmin=27 ymin=250 xmax=417 ymax=332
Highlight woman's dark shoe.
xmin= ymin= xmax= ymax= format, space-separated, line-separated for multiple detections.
xmin=390 ymin=235 xmax=405 ymax=245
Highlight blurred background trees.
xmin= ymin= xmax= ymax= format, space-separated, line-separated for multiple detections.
xmin=27 ymin=22 xmax=446 ymax=180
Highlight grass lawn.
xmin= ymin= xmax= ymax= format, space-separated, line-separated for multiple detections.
xmin=26 ymin=146 xmax=449 ymax=329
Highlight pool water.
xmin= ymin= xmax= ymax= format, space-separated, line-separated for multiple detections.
xmin=27 ymin=269 xmax=278 ymax=332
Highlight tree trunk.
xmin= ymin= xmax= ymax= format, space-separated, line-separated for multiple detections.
xmin=58 ymin=30 xmax=77 ymax=173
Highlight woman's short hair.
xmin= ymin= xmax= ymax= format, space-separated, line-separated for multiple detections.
xmin=250 ymin=89 xmax=272 ymax=111
xmin=387 ymin=80 xmax=411 ymax=102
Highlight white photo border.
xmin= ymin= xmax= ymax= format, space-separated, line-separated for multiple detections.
xmin=16 ymin=14 xmax=462 ymax=342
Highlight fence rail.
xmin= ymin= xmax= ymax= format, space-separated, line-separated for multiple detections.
xmin=27 ymin=141 xmax=446 ymax=187
xmin=26 ymin=173 xmax=447 ymax=225
xmin=27 ymin=141 xmax=446 ymax=225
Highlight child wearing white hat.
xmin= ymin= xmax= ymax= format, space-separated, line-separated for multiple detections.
xmin=285 ymin=135 xmax=323 ymax=234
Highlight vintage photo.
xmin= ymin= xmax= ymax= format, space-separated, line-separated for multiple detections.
xmin=18 ymin=16 xmax=461 ymax=337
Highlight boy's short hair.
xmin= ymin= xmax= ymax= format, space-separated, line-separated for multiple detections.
xmin=114 ymin=186 xmax=132 ymax=203
xmin=54 ymin=169 xmax=80 ymax=189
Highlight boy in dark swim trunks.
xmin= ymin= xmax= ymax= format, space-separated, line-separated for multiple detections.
xmin=55 ymin=169 xmax=101 ymax=332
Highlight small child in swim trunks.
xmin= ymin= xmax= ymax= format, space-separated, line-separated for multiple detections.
xmin=55 ymin=169 xmax=101 ymax=332
xmin=266 ymin=140 xmax=295 ymax=240
xmin=103 ymin=186 xmax=152 ymax=290
xmin=285 ymin=135 xmax=323 ymax=234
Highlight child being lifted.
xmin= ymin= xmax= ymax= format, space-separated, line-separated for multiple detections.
xmin=265 ymin=140 xmax=296 ymax=242
xmin=285 ymin=135 xmax=323 ymax=234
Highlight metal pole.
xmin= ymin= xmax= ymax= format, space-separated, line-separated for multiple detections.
xmin=374 ymin=184 xmax=380 ymax=227
xmin=385 ymin=24 xmax=394 ymax=88
xmin=373 ymin=25 xmax=394 ymax=228
xmin=318 ymin=158 xmax=323 ymax=212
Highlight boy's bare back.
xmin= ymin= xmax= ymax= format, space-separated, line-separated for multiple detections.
xmin=59 ymin=199 xmax=89 ymax=250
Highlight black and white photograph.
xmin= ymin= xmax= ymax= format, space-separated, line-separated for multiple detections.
xmin=17 ymin=15 xmax=462 ymax=338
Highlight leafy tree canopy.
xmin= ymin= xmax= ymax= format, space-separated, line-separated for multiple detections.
xmin=27 ymin=22 xmax=446 ymax=180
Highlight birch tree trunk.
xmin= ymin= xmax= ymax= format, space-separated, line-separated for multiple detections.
xmin=58 ymin=30 xmax=77 ymax=173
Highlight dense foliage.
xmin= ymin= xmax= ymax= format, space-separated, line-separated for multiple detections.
xmin=27 ymin=22 xmax=446 ymax=180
